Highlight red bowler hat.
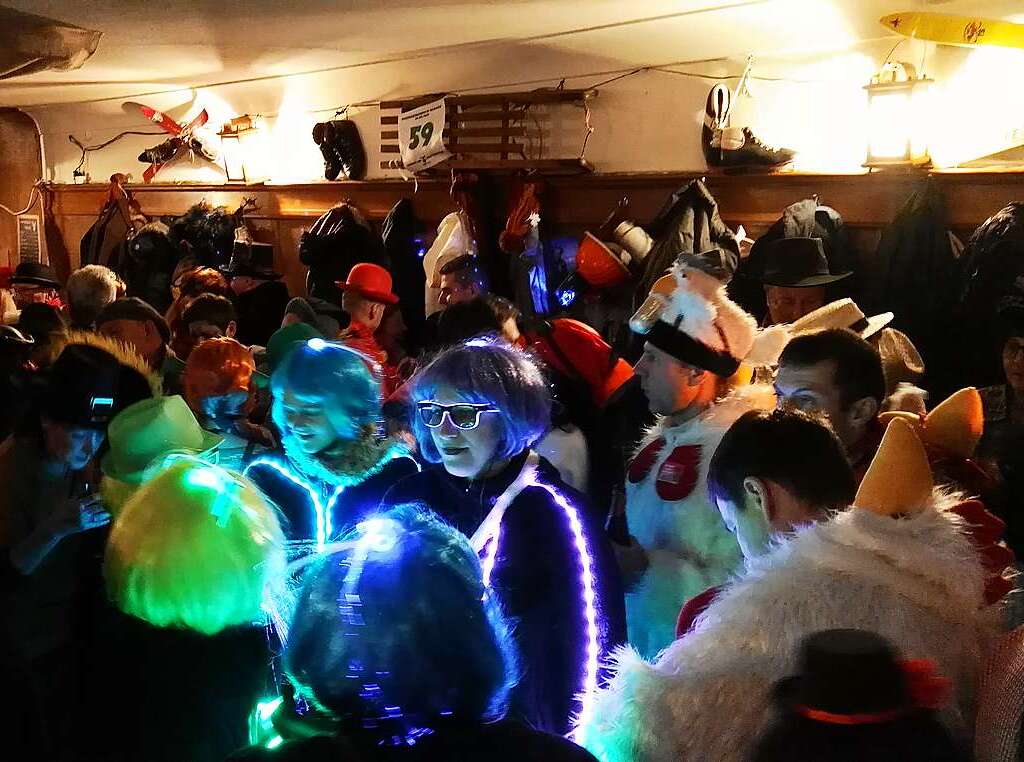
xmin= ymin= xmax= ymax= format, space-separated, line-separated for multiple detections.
xmin=577 ymin=232 xmax=630 ymax=289
xmin=336 ymin=263 xmax=399 ymax=304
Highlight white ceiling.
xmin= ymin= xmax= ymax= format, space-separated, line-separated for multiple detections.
xmin=1 ymin=0 xmax=1020 ymax=107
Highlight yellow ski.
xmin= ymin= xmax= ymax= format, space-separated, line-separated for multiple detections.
xmin=880 ymin=11 xmax=1024 ymax=49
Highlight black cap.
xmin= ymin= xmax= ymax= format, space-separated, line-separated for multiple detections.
xmin=95 ymin=297 xmax=171 ymax=345
xmin=42 ymin=343 xmax=154 ymax=429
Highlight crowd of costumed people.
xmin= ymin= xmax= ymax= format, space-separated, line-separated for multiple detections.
xmin=2 ymin=179 xmax=1024 ymax=762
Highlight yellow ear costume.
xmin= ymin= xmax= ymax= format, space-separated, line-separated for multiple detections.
xmin=855 ymin=417 xmax=934 ymax=517
xmin=879 ymin=387 xmax=984 ymax=460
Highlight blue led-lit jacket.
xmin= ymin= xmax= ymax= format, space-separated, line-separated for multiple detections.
xmin=244 ymin=431 xmax=419 ymax=545
xmin=382 ymin=450 xmax=627 ymax=737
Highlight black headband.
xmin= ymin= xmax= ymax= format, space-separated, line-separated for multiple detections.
xmin=644 ymin=320 xmax=740 ymax=377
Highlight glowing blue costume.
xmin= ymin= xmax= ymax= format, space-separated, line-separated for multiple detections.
xmin=245 ymin=442 xmax=418 ymax=546
xmin=383 ymin=450 xmax=627 ymax=737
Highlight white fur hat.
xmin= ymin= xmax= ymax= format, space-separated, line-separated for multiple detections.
xmin=630 ymin=255 xmax=787 ymax=375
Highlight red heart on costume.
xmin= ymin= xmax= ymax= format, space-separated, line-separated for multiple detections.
xmin=656 ymin=445 xmax=702 ymax=501
xmin=628 ymin=437 xmax=666 ymax=484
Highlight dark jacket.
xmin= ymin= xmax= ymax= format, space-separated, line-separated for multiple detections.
xmin=955 ymin=202 xmax=1024 ymax=391
xmin=82 ymin=610 xmax=270 ymax=762
xmin=299 ymin=204 xmax=386 ymax=303
xmin=382 ymin=199 xmax=427 ymax=353
xmin=235 ymin=280 xmax=291 ymax=348
xmin=245 ymin=449 xmax=419 ymax=543
xmin=637 ymin=179 xmax=739 ymax=301
xmin=382 ymin=453 xmax=627 ymax=737
xmin=865 ymin=179 xmax=961 ymax=398
xmin=228 ymin=718 xmax=598 ymax=762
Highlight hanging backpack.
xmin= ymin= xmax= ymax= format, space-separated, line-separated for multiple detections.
xmin=80 ymin=174 xmax=146 ymax=274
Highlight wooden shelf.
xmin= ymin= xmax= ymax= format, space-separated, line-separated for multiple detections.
xmin=379 ymin=88 xmax=596 ymax=174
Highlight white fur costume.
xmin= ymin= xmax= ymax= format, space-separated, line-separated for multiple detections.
xmin=624 ymin=386 xmax=771 ymax=658
xmin=581 ymin=491 xmax=999 ymax=762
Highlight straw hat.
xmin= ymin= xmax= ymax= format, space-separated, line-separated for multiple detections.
xmin=789 ymin=298 xmax=893 ymax=340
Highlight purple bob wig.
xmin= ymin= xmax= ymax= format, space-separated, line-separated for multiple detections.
xmin=409 ymin=339 xmax=552 ymax=464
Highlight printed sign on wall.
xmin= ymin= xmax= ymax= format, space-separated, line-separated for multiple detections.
xmin=18 ymin=214 xmax=41 ymax=264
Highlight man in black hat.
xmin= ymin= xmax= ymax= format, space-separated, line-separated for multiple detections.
xmin=0 ymin=332 xmax=155 ymax=758
xmin=221 ymin=241 xmax=290 ymax=347
xmin=753 ymin=238 xmax=851 ymax=325
xmin=10 ymin=261 xmax=61 ymax=311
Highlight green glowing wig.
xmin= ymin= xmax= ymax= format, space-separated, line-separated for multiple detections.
xmin=104 ymin=454 xmax=286 ymax=635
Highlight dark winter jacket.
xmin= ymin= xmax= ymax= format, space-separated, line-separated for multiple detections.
xmin=382 ymin=199 xmax=427 ymax=353
xmin=865 ymin=179 xmax=960 ymax=398
xmin=228 ymin=718 xmax=598 ymax=762
xmin=235 ymin=279 xmax=291 ymax=348
xmin=956 ymin=202 xmax=1024 ymax=390
xmin=382 ymin=452 xmax=627 ymax=737
xmin=637 ymin=179 xmax=739 ymax=301
xmin=245 ymin=439 xmax=419 ymax=544
xmin=299 ymin=204 xmax=386 ymax=303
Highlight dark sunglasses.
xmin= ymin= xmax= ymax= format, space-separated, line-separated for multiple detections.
xmin=417 ymin=401 xmax=498 ymax=430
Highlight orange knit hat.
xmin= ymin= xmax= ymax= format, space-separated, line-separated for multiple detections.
xmin=183 ymin=337 xmax=255 ymax=410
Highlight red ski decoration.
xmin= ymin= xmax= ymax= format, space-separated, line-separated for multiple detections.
xmin=129 ymin=102 xmax=217 ymax=183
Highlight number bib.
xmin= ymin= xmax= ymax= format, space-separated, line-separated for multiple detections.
xmin=398 ymin=97 xmax=451 ymax=173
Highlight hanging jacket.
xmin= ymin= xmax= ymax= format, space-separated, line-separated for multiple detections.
xmin=80 ymin=178 xmax=145 ymax=275
xmin=636 ymin=179 xmax=739 ymax=302
xmin=382 ymin=452 xmax=627 ymax=738
xmin=382 ymin=199 xmax=427 ymax=352
xmin=867 ymin=180 xmax=961 ymax=398
xmin=299 ymin=204 xmax=386 ymax=303
xmin=956 ymin=202 xmax=1024 ymax=390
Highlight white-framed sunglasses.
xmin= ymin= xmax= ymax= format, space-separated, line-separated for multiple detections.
xmin=416 ymin=401 xmax=498 ymax=430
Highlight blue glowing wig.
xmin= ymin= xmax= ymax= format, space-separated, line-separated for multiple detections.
xmin=270 ymin=340 xmax=381 ymax=436
xmin=409 ymin=339 xmax=552 ymax=463
xmin=284 ymin=504 xmax=518 ymax=728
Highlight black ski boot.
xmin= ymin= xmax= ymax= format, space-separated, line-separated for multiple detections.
xmin=715 ymin=126 xmax=795 ymax=168
xmin=312 ymin=122 xmax=342 ymax=180
xmin=328 ymin=119 xmax=367 ymax=180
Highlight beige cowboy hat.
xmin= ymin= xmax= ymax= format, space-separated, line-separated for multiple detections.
xmin=789 ymin=298 xmax=893 ymax=340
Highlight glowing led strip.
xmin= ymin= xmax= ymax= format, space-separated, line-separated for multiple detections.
xmin=245 ymin=458 xmax=328 ymax=548
xmin=470 ymin=454 xmax=603 ymax=741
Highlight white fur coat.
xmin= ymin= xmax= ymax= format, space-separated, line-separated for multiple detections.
xmin=624 ymin=387 xmax=772 ymax=659
xmin=581 ymin=491 xmax=1000 ymax=762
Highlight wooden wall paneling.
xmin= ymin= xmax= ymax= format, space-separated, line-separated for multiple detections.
xmin=0 ymin=109 xmax=43 ymax=269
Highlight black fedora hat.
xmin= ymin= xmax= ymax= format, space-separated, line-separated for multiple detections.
xmin=11 ymin=261 xmax=59 ymax=289
xmin=758 ymin=237 xmax=851 ymax=288
xmin=775 ymin=629 xmax=941 ymax=724
xmin=219 ymin=241 xmax=281 ymax=279
xmin=42 ymin=343 xmax=154 ymax=429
